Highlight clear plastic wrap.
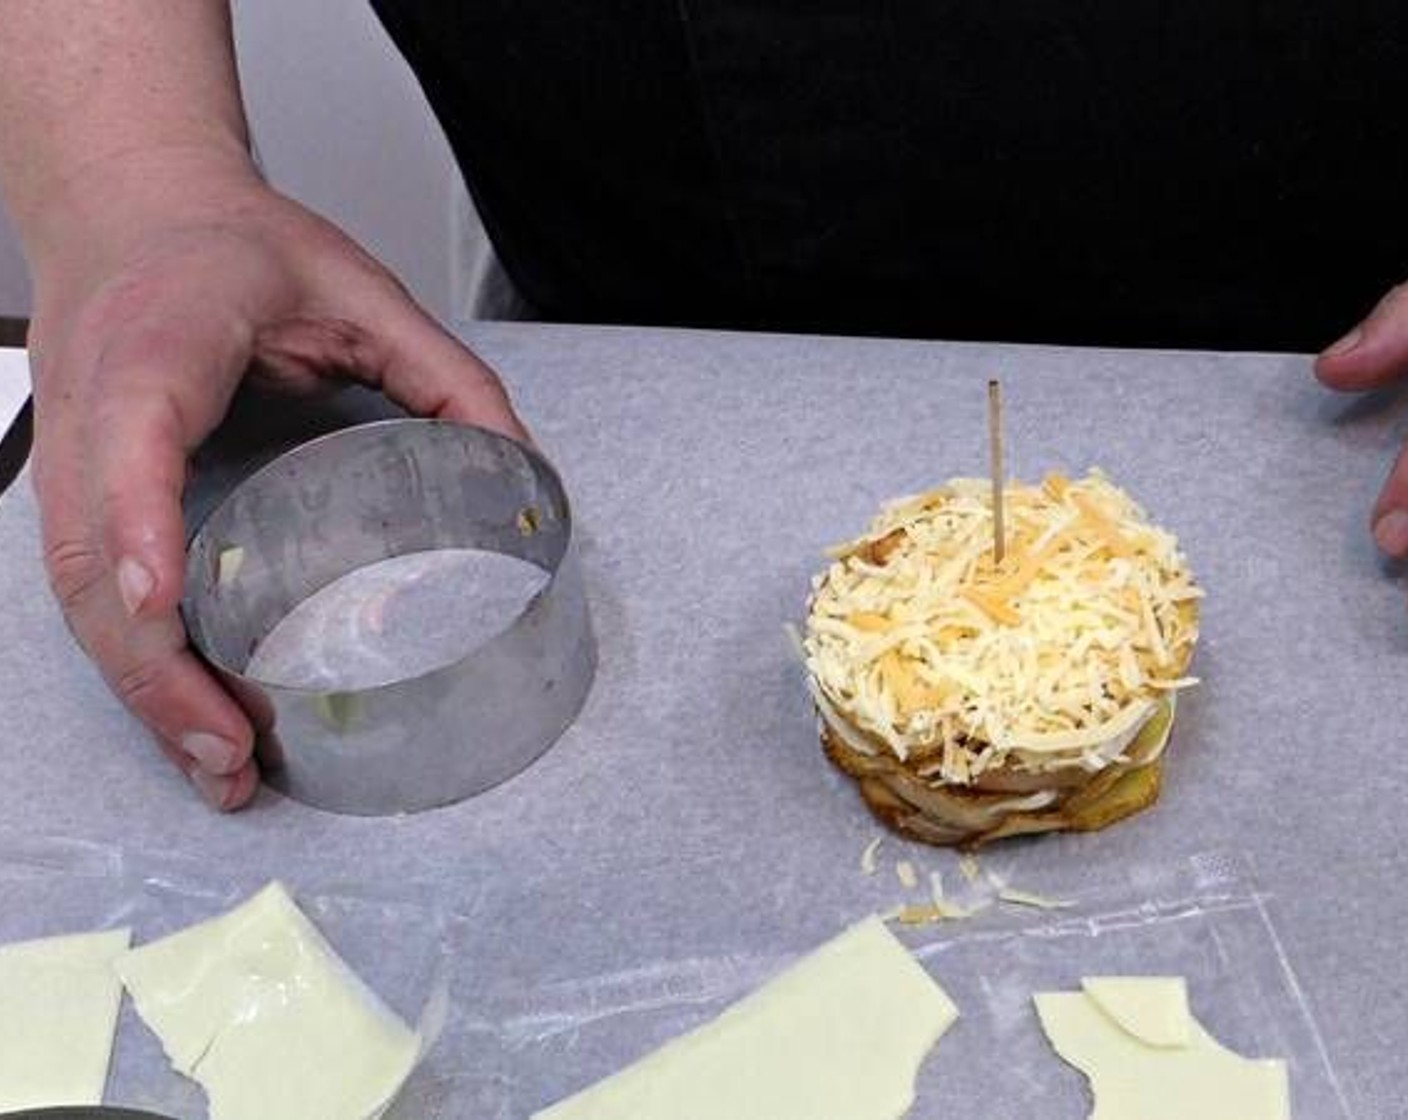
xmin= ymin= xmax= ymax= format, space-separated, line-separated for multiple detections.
xmin=0 ymin=837 xmax=453 ymax=1118
xmin=0 ymin=839 xmax=1350 ymax=1119
xmin=435 ymin=849 xmax=1352 ymax=1119
xmin=0 ymin=835 xmax=129 ymax=940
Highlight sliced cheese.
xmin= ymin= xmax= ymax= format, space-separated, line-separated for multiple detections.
xmin=804 ymin=471 xmax=1200 ymax=784
xmin=116 ymin=881 xmax=420 ymax=1120
xmin=0 ymin=928 xmax=130 ymax=1110
xmin=532 ymin=916 xmax=958 ymax=1120
xmin=1082 ymin=976 xmax=1191 ymax=1048
xmin=1035 ymin=985 xmax=1289 ymax=1120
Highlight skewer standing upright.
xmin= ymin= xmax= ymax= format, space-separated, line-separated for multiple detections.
xmin=988 ymin=379 xmax=1006 ymax=567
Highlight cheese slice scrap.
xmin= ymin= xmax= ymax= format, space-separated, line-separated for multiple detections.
xmin=1035 ymin=984 xmax=1289 ymax=1120
xmin=1082 ymin=976 xmax=1190 ymax=1048
xmin=217 ymin=546 xmax=245 ymax=586
xmin=116 ymin=882 xmax=420 ymax=1120
xmin=0 ymin=928 xmax=131 ymax=1110
xmin=532 ymin=915 xmax=958 ymax=1120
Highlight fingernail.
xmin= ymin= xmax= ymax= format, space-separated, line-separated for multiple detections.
xmin=116 ymin=557 xmax=155 ymax=616
xmin=1324 ymin=326 xmax=1363 ymax=358
xmin=190 ymin=768 xmax=236 ymax=811
xmin=182 ymin=732 xmax=240 ymax=774
xmin=1373 ymin=510 xmax=1408 ymax=557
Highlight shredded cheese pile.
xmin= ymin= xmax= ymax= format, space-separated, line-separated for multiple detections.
xmin=804 ymin=471 xmax=1201 ymax=784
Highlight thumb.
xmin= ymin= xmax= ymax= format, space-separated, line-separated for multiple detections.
xmin=34 ymin=312 xmax=259 ymax=804
xmin=1315 ymin=281 xmax=1408 ymax=392
xmin=92 ymin=321 xmax=249 ymax=611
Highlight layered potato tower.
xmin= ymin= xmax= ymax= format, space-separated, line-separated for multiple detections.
xmin=804 ymin=471 xmax=1200 ymax=847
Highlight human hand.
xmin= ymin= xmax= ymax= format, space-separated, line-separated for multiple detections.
xmin=1316 ymin=282 xmax=1408 ymax=558
xmin=26 ymin=155 xmax=527 ymax=810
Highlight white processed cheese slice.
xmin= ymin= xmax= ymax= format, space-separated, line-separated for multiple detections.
xmin=1035 ymin=987 xmax=1289 ymax=1120
xmin=116 ymin=882 xmax=419 ymax=1120
xmin=533 ymin=915 xmax=958 ymax=1120
xmin=0 ymin=928 xmax=131 ymax=1110
xmin=1082 ymin=976 xmax=1190 ymax=1047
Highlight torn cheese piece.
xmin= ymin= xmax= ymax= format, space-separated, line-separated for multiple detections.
xmin=532 ymin=916 xmax=958 ymax=1120
xmin=116 ymin=882 xmax=420 ymax=1120
xmin=896 ymin=859 xmax=919 ymax=890
xmin=0 ymin=928 xmax=131 ymax=1110
xmin=1035 ymin=984 xmax=1289 ymax=1120
xmin=1083 ymin=977 xmax=1190 ymax=1048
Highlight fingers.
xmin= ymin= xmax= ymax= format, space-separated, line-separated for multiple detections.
xmin=88 ymin=320 xmax=250 ymax=608
xmin=39 ymin=502 xmax=258 ymax=806
xmin=32 ymin=311 xmax=258 ymax=807
xmin=190 ymin=759 xmax=262 ymax=811
xmin=1315 ymin=282 xmax=1408 ymax=392
xmin=1370 ymin=441 xmax=1408 ymax=558
xmin=156 ymin=741 xmax=260 ymax=811
xmin=1313 ymin=281 xmax=1408 ymax=558
xmin=372 ymin=302 xmax=531 ymax=442
xmin=254 ymin=266 xmax=530 ymax=442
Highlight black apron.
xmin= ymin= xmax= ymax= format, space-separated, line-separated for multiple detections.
xmin=370 ymin=1 xmax=1408 ymax=350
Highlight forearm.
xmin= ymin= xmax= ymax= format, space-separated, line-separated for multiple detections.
xmin=0 ymin=0 xmax=259 ymax=271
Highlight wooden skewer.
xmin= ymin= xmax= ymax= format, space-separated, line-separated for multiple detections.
xmin=988 ymin=379 xmax=1006 ymax=566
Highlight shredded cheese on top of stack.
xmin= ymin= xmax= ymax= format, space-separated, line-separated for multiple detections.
xmin=804 ymin=471 xmax=1201 ymax=784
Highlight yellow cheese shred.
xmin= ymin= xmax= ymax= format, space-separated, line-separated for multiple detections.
xmin=1071 ymin=492 xmax=1136 ymax=560
xmin=958 ymin=586 xmax=1023 ymax=627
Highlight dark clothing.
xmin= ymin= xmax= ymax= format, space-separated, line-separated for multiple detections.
xmin=371 ymin=2 xmax=1407 ymax=350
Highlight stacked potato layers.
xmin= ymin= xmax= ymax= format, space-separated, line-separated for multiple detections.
xmin=804 ymin=472 xmax=1200 ymax=847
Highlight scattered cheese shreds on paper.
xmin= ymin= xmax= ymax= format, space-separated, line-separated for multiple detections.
xmin=896 ymin=860 xmax=919 ymax=890
xmin=860 ymin=837 xmax=884 ymax=876
xmin=884 ymin=898 xmax=985 ymax=926
xmin=929 ymin=870 xmax=945 ymax=904
xmin=959 ymin=854 xmax=982 ymax=885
